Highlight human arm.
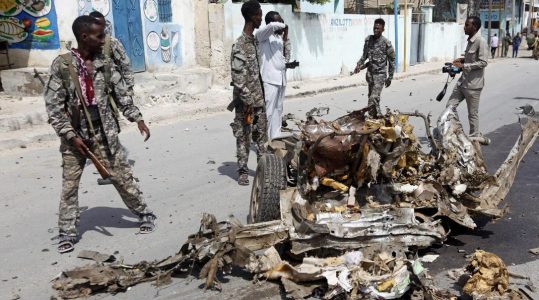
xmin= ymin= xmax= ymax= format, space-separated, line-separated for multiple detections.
xmin=255 ymin=22 xmax=286 ymax=42
xmin=386 ymin=40 xmax=396 ymax=81
xmin=44 ymin=57 xmax=77 ymax=142
xmin=110 ymin=66 xmax=149 ymax=141
xmin=354 ymin=37 xmax=369 ymax=73
xmin=230 ymin=44 xmax=253 ymax=106
xmin=110 ymin=37 xmax=135 ymax=95
xmin=283 ymin=25 xmax=291 ymax=62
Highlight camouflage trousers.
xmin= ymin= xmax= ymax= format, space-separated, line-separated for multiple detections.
xmin=366 ymin=72 xmax=387 ymax=117
xmin=230 ymin=106 xmax=268 ymax=175
xmin=58 ymin=126 xmax=150 ymax=236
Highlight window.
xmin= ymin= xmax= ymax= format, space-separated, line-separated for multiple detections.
xmin=158 ymin=0 xmax=172 ymax=23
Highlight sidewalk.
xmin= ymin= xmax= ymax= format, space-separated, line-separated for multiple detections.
xmin=0 ymin=59 xmax=501 ymax=152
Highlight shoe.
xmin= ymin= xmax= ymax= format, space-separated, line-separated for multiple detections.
xmin=238 ymin=174 xmax=249 ymax=186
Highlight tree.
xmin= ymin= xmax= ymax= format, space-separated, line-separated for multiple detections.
xmin=467 ymin=0 xmax=481 ymax=16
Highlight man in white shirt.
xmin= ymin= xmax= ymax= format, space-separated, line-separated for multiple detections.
xmin=256 ymin=11 xmax=291 ymax=140
xmin=490 ymin=33 xmax=498 ymax=58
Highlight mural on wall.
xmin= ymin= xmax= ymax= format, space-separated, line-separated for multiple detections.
xmin=78 ymin=0 xmax=114 ymax=34
xmin=76 ymin=0 xmax=183 ymax=68
xmin=143 ymin=0 xmax=158 ymax=22
xmin=142 ymin=0 xmax=181 ymax=66
xmin=0 ymin=0 xmax=60 ymax=49
xmin=144 ymin=24 xmax=180 ymax=65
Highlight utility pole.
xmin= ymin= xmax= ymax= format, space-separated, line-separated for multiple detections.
xmin=468 ymin=0 xmax=480 ymax=16
xmin=394 ymin=0 xmax=399 ymax=73
xmin=404 ymin=0 xmax=408 ymax=72
xmin=530 ymin=0 xmax=536 ymax=32
xmin=488 ymin=0 xmax=493 ymax=47
xmin=511 ymin=0 xmax=515 ymax=36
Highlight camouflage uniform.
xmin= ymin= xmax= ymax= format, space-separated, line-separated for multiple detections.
xmin=230 ymin=33 xmax=267 ymax=175
xmin=357 ymin=35 xmax=395 ymax=116
xmin=107 ymin=34 xmax=135 ymax=95
xmin=44 ymin=53 xmax=151 ymax=237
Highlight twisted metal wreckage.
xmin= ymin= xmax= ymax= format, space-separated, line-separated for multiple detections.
xmin=52 ymin=106 xmax=539 ymax=299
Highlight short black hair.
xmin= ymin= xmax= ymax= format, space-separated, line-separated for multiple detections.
xmin=374 ymin=18 xmax=385 ymax=27
xmin=467 ymin=16 xmax=481 ymax=30
xmin=89 ymin=11 xmax=105 ymax=19
xmin=265 ymin=11 xmax=279 ymax=25
xmin=72 ymin=15 xmax=101 ymax=41
xmin=241 ymin=0 xmax=260 ymax=22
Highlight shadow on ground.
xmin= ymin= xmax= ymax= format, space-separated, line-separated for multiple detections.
xmin=217 ymin=161 xmax=255 ymax=180
xmin=78 ymin=206 xmax=139 ymax=237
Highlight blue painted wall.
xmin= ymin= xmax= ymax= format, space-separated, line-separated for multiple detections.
xmin=0 ymin=0 xmax=60 ymax=50
xmin=77 ymin=0 xmax=183 ymax=71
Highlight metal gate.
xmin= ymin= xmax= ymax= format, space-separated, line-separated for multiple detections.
xmin=112 ymin=0 xmax=146 ymax=72
xmin=410 ymin=13 xmax=426 ymax=66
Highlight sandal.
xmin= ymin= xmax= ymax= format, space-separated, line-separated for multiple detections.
xmin=139 ymin=213 xmax=157 ymax=234
xmin=238 ymin=174 xmax=249 ymax=186
xmin=57 ymin=234 xmax=78 ymax=254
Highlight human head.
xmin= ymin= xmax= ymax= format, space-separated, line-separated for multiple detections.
xmin=373 ymin=18 xmax=385 ymax=37
xmin=265 ymin=11 xmax=282 ymax=25
xmin=241 ymin=0 xmax=262 ymax=29
xmin=72 ymin=15 xmax=105 ymax=54
xmin=494 ymin=33 xmax=497 ymax=36
xmin=89 ymin=11 xmax=105 ymax=26
xmin=464 ymin=16 xmax=481 ymax=36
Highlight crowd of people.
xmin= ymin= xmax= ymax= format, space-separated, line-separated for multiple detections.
xmin=42 ymin=0 xmax=536 ymax=254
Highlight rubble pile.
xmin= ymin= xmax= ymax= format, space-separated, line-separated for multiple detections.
xmin=52 ymin=107 xmax=539 ymax=299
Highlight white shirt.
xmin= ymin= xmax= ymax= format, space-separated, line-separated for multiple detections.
xmin=491 ymin=36 xmax=498 ymax=47
xmin=256 ymin=22 xmax=287 ymax=86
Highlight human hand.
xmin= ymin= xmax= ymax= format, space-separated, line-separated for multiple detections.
xmin=385 ymin=78 xmax=392 ymax=87
xmin=71 ymin=137 xmax=87 ymax=155
xmin=453 ymin=61 xmax=464 ymax=69
xmin=138 ymin=120 xmax=151 ymax=142
xmin=353 ymin=64 xmax=362 ymax=74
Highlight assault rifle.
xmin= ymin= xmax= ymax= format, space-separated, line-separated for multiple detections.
xmin=34 ymin=68 xmax=111 ymax=179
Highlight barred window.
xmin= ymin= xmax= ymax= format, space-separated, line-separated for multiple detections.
xmin=158 ymin=0 xmax=172 ymax=23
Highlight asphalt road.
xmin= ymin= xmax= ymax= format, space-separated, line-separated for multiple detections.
xmin=0 ymin=58 xmax=538 ymax=299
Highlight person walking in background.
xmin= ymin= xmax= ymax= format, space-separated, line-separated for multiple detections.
xmin=512 ymin=33 xmax=522 ymax=58
xmin=533 ymin=33 xmax=539 ymax=60
xmin=446 ymin=16 xmax=489 ymax=137
xmin=353 ymin=18 xmax=395 ymax=117
xmin=256 ymin=11 xmax=291 ymax=140
xmin=502 ymin=33 xmax=511 ymax=57
xmin=490 ymin=33 xmax=498 ymax=58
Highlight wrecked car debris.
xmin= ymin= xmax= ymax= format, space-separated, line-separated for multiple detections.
xmin=52 ymin=106 xmax=539 ymax=299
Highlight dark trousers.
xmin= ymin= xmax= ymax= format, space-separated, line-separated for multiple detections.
xmin=490 ymin=47 xmax=497 ymax=58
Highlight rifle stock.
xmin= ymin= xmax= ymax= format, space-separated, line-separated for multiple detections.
xmin=82 ymin=144 xmax=111 ymax=179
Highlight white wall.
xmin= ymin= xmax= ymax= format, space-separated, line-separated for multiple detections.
xmin=172 ymin=0 xmax=196 ymax=68
xmin=223 ymin=2 xmax=412 ymax=80
xmin=299 ymin=0 xmax=344 ymax=14
xmin=422 ymin=22 xmax=467 ymax=63
xmin=55 ymin=0 xmax=78 ymax=49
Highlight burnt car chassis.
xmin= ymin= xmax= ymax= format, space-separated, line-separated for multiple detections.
xmin=52 ymin=107 xmax=539 ymax=300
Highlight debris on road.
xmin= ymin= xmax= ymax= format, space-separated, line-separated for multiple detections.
xmin=462 ymin=250 xmax=509 ymax=297
xmin=529 ymin=248 xmax=539 ymax=255
xmin=52 ymin=106 xmax=539 ymax=299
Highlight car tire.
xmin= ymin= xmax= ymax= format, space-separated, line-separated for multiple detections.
xmin=248 ymin=153 xmax=286 ymax=223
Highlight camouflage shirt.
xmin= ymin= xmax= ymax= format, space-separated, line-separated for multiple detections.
xmin=108 ymin=35 xmax=135 ymax=95
xmin=357 ymin=35 xmax=396 ymax=79
xmin=231 ymin=32 xmax=264 ymax=108
xmin=44 ymin=52 xmax=143 ymax=154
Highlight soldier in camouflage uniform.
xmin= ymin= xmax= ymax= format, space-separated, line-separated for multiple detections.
xmin=229 ymin=0 xmax=267 ymax=186
xmin=354 ymin=18 xmax=396 ymax=117
xmin=44 ymin=16 xmax=155 ymax=253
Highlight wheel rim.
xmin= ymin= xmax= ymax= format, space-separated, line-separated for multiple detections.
xmin=250 ymin=173 xmax=261 ymax=223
